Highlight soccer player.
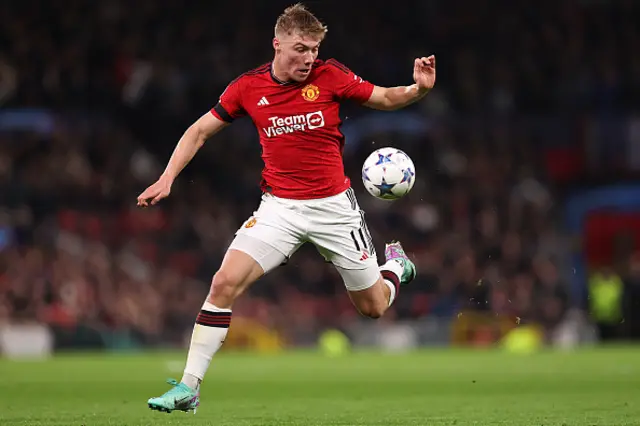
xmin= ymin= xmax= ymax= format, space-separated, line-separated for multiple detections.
xmin=137 ymin=3 xmax=435 ymax=413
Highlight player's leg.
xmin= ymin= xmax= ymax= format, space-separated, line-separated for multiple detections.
xmin=180 ymin=236 xmax=283 ymax=388
xmin=335 ymin=264 xmax=389 ymax=318
xmin=309 ymin=188 xmax=416 ymax=318
xmin=335 ymin=241 xmax=416 ymax=318
xmin=147 ymin=238 xmax=285 ymax=414
xmin=148 ymin=195 xmax=305 ymax=413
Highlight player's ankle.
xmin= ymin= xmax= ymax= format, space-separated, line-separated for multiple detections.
xmin=181 ymin=373 xmax=201 ymax=391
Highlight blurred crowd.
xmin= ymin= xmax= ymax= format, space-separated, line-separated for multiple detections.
xmin=1 ymin=0 xmax=639 ymax=347
xmin=1 ymin=0 xmax=639 ymax=116
xmin=0 ymin=116 xmax=577 ymax=346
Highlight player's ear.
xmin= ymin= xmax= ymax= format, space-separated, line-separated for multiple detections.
xmin=273 ymin=37 xmax=280 ymax=52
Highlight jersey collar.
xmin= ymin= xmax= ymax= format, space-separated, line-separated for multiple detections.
xmin=270 ymin=63 xmax=299 ymax=86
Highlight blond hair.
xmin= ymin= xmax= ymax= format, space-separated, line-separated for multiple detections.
xmin=274 ymin=3 xmax=327 ymax=39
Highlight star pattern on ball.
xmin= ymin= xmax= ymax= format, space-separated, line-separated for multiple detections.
xmin=400 ymin=168 xmax=415 ymax=184
xmin=375 ymin=153 xmax=394 ymax=165
xmin=362 ymin=167 xmax=371 ymax=182
xmin=374 ymin=177 xmax=395 ymax=196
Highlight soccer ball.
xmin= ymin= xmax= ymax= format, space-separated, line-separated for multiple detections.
xmin=361 ymin=147 xmax=416 ymax=200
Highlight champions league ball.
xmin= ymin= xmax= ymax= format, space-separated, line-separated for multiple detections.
xmin=361 ymin=147 xmax=416 ymax=200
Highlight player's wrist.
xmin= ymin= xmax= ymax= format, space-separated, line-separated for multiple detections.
xmin=414 ymin=84 xmax=430 ymax=96
xmin=160 ymin=172 xmax=176 ymax=184
xmin=406 ymin=84 xmax=429 ymax=98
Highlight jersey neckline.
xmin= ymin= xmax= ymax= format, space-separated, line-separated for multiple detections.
xmin=269 ymin=61 xmax=324 ymax=86
xmin=269 ymin=63 xmax=299 ymax=86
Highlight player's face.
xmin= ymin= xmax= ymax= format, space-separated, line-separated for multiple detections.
xmin=274 ymin=32 xmax=321 ymax=82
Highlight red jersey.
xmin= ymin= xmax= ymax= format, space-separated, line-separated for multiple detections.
xmin=210 ymin=59 xmax=374 ymax=200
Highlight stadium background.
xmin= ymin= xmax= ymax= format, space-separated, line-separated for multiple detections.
xmin=1 ymin=0 xmax=640 ymax=357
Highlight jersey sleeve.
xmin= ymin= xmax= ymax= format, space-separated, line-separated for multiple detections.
xmin=327 ymin=59 xmax=375 ymax=104
xmin=210 ymin=76 xmax=247 ymax=123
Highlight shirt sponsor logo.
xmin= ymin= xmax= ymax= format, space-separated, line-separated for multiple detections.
xmin=263 ymin=111 xmax=325 ymax=137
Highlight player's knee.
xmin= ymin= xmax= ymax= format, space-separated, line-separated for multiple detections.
xmin=356 ymin=300 xmax=386 ymax=319
xmin=209 ymin=269 xmax=242 ymax=306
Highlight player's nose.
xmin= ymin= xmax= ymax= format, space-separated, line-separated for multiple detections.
xmin=303 ymin=52 xmax=314 ymax=64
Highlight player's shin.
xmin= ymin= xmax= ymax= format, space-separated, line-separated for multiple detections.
xmin=379 ymin=260 xmax=403 ymax=306
xmin=181 ymin=301 xmax=231 ymax=390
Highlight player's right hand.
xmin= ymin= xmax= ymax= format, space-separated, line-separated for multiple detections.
xmin=137 ymin=176 xmax=173 ymax=207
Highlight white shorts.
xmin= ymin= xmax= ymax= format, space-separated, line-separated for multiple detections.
xmin=228 ymin=188 xmax=380 ymax=291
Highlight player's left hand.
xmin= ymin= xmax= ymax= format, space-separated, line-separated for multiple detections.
xmin=136 ymin=175 xmax=173 ymax=207
xmin=413 ymin=55 xmax=436 ymax=92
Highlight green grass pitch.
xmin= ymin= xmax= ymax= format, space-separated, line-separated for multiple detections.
xmin=1 ymin=346 xmax=639 ymax=425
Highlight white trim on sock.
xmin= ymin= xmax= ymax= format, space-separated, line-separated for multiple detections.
xmin=383 ymin=279 xmax=397 ymax=306
xmin=380 ymin=258 xmax=404 ymax=279
xmin=202 ymin=301 xmax=231 ymax=312
xmin=380 ymin=259 xmax=403 ymax=307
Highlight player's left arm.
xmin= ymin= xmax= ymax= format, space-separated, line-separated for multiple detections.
xmin=363 ymin=56 xmax=436 ymax=111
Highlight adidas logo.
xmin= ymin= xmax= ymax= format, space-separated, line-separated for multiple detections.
xmin=257 ymin=96 xmax=269 ymax=106
xmin=360 ymin=251 xmax=369 ymax=261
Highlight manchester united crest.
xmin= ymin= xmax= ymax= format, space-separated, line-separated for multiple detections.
xmin=302 ymin=84 xmax=320 ymax=101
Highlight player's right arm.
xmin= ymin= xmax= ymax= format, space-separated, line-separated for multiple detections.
xmin=136 ymin=113 xmax=228 ymax=207
xmin=137 ymin=77 xmax=246 ymax=207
